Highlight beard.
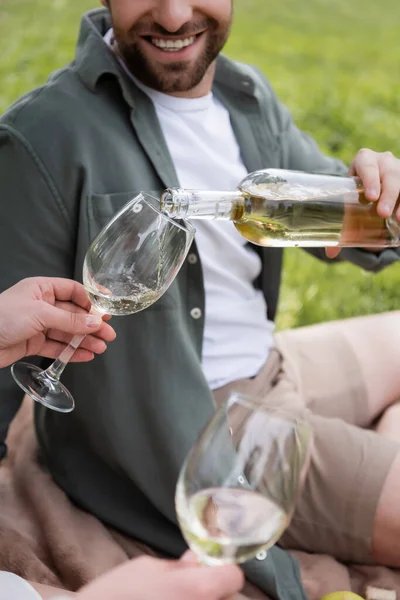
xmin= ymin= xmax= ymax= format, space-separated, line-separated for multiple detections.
xmin=112 ymin=15 xmax=232 ymax=94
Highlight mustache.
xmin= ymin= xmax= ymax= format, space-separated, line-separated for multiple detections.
xmin=131 ymin=18 xmax=213 ymax=38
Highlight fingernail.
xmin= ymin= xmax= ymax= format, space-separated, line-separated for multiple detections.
xmin=86 ymin=315 xmax=102 ymax=327
xmin=380 ymin=203 xmax=391 ymax=216
xmin=366 ymin=188 xmax=379 ymax=199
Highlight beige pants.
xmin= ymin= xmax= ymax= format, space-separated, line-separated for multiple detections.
xmin=213 ymin=324 xmax=399 ymax=565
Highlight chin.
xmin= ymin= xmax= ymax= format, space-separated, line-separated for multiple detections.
xmin=135 ymin=56 xmax=213 ymax=94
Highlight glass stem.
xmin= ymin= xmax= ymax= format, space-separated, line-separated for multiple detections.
xmin=42 ymin=306 xmax=102 ymax=382
xmin=43 ymin=334 xmax=87 ymax=381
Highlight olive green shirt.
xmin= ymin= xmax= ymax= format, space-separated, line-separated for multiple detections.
xmin=1 ymin=8 xmax=399 ymax=599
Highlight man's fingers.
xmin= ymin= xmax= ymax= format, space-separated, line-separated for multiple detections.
xmin=68 ymin=348 xmax=96 ymax=362
xmin=378 ymin=169 xmax=400 ymax=219
xmin=37 ymin=303 xmax=103 ymax=335
xmin=38 ymin=278 xmax=92 ymax=311
xmin=350 ymin=149 xmax=400 ymax=219
xmin=38 ymin=278 xmax=113 ymax=321
xmin=180 ymin=550 xmax=199 ymax=565
xmin=53 ymin=301 xmax=116 ymax=341
xmin=35 ymin=340 xmax=96 ymax=362
xmin=325 ymin=247 xmax=341 ymax=259
xmin=47 ymin=320 xmax=116 ymax=345
xmin=350 ymin=150 xmax=381 ymax=201
xmin=171 ymin=564 xmax=244 ymax=600
xmin=46 ymin=328 xmax=108 ymax=354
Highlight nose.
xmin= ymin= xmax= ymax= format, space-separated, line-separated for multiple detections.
xmin=152 ymin=0 xmax=193 ymax=33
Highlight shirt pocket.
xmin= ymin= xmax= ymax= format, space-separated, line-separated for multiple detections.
xmin=86 ymin=190 xmax=161 ymax=242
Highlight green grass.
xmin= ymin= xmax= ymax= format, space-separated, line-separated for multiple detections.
xmin=2 ymin=0 xmax=400 ymax=330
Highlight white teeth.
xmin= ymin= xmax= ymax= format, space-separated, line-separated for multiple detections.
xmin=151 ymin=36 xmax=195 ymax=51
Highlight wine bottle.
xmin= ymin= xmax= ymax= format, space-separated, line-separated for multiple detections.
xmin=160 ymin=168 xmax=400 ymax=248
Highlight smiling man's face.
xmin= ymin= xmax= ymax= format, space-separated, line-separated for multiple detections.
xmin=102 ymin=0 xmax=232 ymax=96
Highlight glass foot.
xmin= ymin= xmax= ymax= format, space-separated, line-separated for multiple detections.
xmin=11 ymin=362 xmax=75 ymax=413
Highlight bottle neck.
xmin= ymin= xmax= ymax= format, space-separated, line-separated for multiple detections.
xmin=160 ymin=188 xmax=245 ymax=220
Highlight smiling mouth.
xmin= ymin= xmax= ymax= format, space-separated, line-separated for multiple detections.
xmin=142 ymin=32 xmax=204 ymax=52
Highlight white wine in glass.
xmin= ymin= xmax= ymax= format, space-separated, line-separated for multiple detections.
xmin=176 ymin=392 xmax=313 ymax=565
xmin=11 ymin=192 xmax=195 ymax=413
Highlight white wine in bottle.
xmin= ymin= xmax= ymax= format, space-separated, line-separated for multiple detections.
xmin=160 ymin=169 xmax=400 ymax=248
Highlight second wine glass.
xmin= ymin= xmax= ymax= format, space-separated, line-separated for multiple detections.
xmin=11 ymin=192 xmax=195 ymax=413
xmin=176 ymin=391 xmax=313 ymax=566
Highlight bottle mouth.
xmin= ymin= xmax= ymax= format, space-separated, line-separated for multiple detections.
xmin=160 ymin=188 xmax=174 ymax=214
xmin=160 ymin=188 xmax=195 ymax=218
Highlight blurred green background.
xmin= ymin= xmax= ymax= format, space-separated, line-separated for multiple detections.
xmin=2 ymin=0 xmax=400 ymax=329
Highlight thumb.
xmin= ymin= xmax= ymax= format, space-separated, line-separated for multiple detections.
xmin=38 ymin=304 xmax=103 ymax=335
xmin=180 ymin=551 xmax=199 ymax=565
xmin=325 ymin=247 xmax=341 ymax=259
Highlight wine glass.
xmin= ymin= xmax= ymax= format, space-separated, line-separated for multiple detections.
xmin=11 ymin=192 xmax=195 ymax=413
xmin=175 ymin=391 xmax=313 ymax=566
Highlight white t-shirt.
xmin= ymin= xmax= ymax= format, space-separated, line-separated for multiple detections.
xmin=105 ymin=32 xmax=275 ymax=389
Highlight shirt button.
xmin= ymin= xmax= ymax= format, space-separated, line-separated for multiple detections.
xmin=256 ymin=550 xmax=267 ymax=561
xmin=187 ymin=253 xmax=198 ymax=265
xmin=190 ymin=307 xmax=202 ymax=320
